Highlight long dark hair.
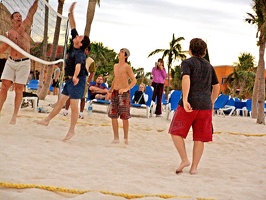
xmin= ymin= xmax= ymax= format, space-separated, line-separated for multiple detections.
xmin=157 ymin=58 xmax=164 ymax=69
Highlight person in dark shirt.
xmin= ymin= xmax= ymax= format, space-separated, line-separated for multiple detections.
xmin=35 ymin=2 xmax=90 ymax=141
xmin=168 ymin=38 xmax=220 ymax=175
xmin=132 ymin=83 xmax=148 ymax=104
xmin=89 ymin=75 xmax=108 ymax=100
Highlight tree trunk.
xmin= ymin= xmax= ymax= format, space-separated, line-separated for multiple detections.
xmin=50 ymin=0 xmax=64 ymax=61
xmin=256 ymin=43 xmax=265 ymax=124
xmin=39 ymin=0 xmax=65 ymax=99
xmin=84 ymin=0 xmax=97 ymax=37
xmin=38 ymin=0 xmax=49 ymax=99
xmin=251 ymin=70 xmax=259 ymax=118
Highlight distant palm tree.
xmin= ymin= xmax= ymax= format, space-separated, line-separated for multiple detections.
xmin=225 ymin=53 xmax=256 ymax=99
xmin=84 ymin=0 xmax=100 ymax=37
xmin=148 ymin=33 xmax=186 ymax=96
xmin=245 ymin=0 xmax=266 ymax=124
xmin=171 ymin=64 xmax=182 ymax=90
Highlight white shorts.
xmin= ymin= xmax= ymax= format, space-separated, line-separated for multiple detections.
xmin=1 ymin=58 xmax=31 ymax=84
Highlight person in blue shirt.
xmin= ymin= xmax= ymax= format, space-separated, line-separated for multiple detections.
xmin=35 ymin=2 xmax=90 ymax=141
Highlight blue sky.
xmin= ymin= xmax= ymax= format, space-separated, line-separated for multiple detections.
xmin=49 ymin=0 xmax=259 ymax=72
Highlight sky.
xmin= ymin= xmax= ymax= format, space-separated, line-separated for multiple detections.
xmin=48 ymin=0 xmax=260 ymax=73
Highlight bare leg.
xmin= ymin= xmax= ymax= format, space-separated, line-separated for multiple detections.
xmin=122 ymin=119 xmax=129 ymax=145
xmin=190 ymin=141 xmax=204 ymax=174
xmin=171 ymin=135 xmax=190 ymax=173
xmin=63 ymin=98 xmax=70 ymax=116
xmin=65 ymin=98 xmax=70 ymax=110
xmin=111 ymin=118 xmax=119 ymax=143
xmin=63 ymin=99 xmax=79 ymax=141
xmin=80 ymin=98 xmax=86 ymax=112
xmin=53 ymin=87 xmax=58 ymax=95
xmin=9 ymin=83 xmax=25 ymax=124
xmin=0 ymin=80 xmax=12 ymax=117
xmin=35 ymin=94 xmax=69 ymax=126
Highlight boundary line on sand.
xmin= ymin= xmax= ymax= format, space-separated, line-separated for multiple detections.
xmin=0 ymin=181 xmax=215 ymax=200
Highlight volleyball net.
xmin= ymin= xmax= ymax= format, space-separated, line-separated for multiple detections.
xmin=0 ymin=0 xmax=69 ymax=65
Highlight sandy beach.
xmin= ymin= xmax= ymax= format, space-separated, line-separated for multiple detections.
xmin=0 ymin=91 xmax=265 ymax=200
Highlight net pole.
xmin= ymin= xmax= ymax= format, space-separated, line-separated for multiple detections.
xmin=58 ymin=18 xmax=70 ymax=96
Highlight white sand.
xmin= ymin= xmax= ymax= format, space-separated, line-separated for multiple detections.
xmin=0 ymin=91 xmax=265 ymax=200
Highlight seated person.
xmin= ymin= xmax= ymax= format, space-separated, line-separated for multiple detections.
xmin=132 ymin=83 xmax=148 ymax=104
xmin=89 ymin=75 xmax=109 ymax=100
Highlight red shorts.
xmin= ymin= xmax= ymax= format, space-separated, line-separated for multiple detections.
xmin=108 ymin=90 xmax=131 ymax=120
xmin=169 ymin=105 xmax=213 ymax=142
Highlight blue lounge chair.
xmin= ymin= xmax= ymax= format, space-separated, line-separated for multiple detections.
xmin=216 ymin=97 xmax=236 ymax=116
xmin=130 ymin=85 xmax=154 ymax=118
xmin=235 ymin=99 xmax=252 ymax=117
xmin=26 ymin=79 xmax=39 ymax=91
xmin=213 ymin=94 xmax=230 ymax=114
xmin=166 ymin=90 xmax=182 ymax=120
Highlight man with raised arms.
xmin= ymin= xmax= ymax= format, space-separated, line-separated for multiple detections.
xmin=0 ymin=0 xmax=38 ymax=124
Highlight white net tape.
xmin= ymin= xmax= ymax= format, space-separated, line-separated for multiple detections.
xmin=0 ymin=0 xmax=69 ymax=65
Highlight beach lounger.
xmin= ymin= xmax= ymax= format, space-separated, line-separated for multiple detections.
xmin=216 ymin=97 xmax=236 ymax=116
xmin=165 ymin=90 xmax=182 ymax=120
xmin=130 ymin=85 xmax=154 ymax=118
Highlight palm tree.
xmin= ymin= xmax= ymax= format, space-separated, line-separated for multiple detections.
xmin=84 ymin=0 xmax=100 ymax=37
xmin=32 ymin=0 xmax=49 ymax=99
xmin=148 ymin=33 xmax=186 ymax=96
xmin=225 ymin=53 xmax=256 ymax=99
xmin=245 ymin=0 xmax=266 ymax=124
xmin=90 ymin=42 xmax=116 ymax=78
xmin=38 ymin=0 xmax=65 ymax=99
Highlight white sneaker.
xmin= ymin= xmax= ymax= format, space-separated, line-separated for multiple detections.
xmin=63 ymin=110 xmax=68 ymax=116
xmin=79 ymin=113 xmax=84 ymax=119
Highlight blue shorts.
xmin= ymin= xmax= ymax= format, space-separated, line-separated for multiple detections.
xmin=61 ymin=76 xmax=86 ymax=99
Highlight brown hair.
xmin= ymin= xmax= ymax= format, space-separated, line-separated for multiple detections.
xmin=97 ymin=74 xmax=105 ymax=81
xmin=11 ymin=12 xmax=20 ymax=19
xmin=157 ymin=58 xmax=164 ymax=68
xmin=189 ymin=38 xmax=207 ymax=57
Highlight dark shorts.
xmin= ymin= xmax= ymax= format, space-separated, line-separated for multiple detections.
xmin=61 ymin=76 xmax=86 ymax=99
xmin=52 ymin=79 xmax=59 ymax=88
xmin=168 ymin=105 xmax=213 ymax=142
xmin=108 ymin=90 xmax=131 ymax=120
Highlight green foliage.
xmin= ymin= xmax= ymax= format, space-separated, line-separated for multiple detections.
xmin=171 ymin=65 xmax=182 ymax=90
xmin=224 ymin=52 xmax=256 ymax=99
xmin=89 ymin=42 xmax=117 ymax=85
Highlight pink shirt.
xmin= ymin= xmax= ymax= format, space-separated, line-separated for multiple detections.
xmin=152 ymin=67 xmax=167 ymax=84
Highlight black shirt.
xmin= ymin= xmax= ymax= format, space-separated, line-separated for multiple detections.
xmin=179 ymin=57 xmax=219 ymax=110
xmin=133 ymin=91 xmax=146 ymax=104
xmin=64 ymin=29 xmax=87 ymax=77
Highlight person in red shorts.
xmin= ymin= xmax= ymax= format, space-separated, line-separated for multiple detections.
xmin=168 ymin=38 xmax=220 ymax=175
xmin=106 ymin=48 xmax=136 ymax=145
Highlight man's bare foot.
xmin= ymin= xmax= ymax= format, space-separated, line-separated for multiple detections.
xmin=63 ymin=131 xmax=75 ymax=141
xmin=34 ymin=119 xmax=49 ymax=126
xmin=9 ymin=115 xmax=17 ymax=125
xmin=111 ymin=139 xmax=120 ymax=144
xmin=124 ymin=139 xmax=128 ymax=145
xmin=189 ymin=168 xmax=198 ymax=175
xmin=175 ymin=161 xmax=190 ymax=174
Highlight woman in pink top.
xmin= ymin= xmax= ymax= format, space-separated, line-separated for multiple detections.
xmin=151 ymin=58 xmax=167 ymax=116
